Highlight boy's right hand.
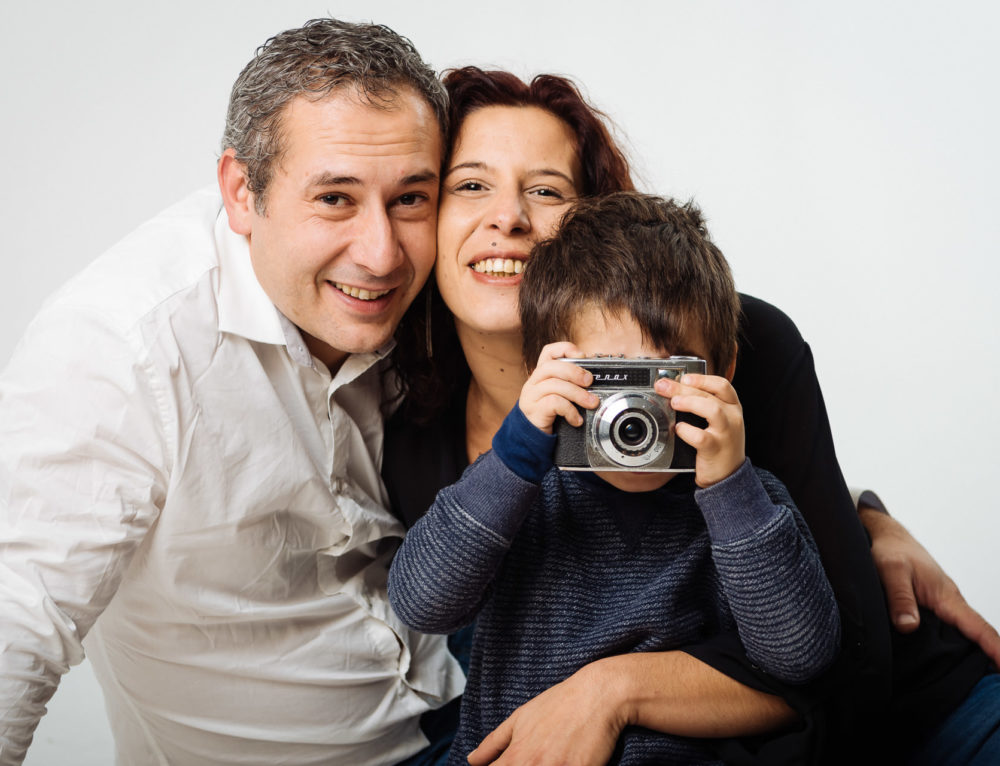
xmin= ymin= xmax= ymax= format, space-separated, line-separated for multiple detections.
xmin=654 ymin=373 xmax=746 ymax=488
xmin=519 ymin=343 xmax=600 ymax=434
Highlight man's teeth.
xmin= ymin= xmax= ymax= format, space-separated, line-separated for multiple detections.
xmin=472 ymin=258 xmax=524 ymax=276
xmin=334 ymin=283 xmax=390 ymax=300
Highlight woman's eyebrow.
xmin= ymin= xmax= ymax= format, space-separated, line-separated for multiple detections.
xmin=444 ymin=160 xmax=490 ymax=176
xmin=529 ymin=168 xmax=576 ymax=185
xmin=444 ymin=161 xmax=574 ymax=185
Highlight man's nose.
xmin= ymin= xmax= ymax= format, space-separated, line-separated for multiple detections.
xmin=354 ymin=207 xmax=404 ymax=276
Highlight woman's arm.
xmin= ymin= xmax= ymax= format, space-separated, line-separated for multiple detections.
xmin=467 ymin=651 xmax=798 ymax=766
xmin=860 ymin=503 xmax=1000 ymax=665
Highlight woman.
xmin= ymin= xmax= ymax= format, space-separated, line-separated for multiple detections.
xmin=385 ymin=67 xmax=997 ymax=764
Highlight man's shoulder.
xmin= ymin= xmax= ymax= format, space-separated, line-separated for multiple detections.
xmin=9 ymin=188 xmax=231 ymax=372
xmin=59 ymin=187 xmax=224 ymax=313
xmin=31 ymin=189 xmax=227 ymax=339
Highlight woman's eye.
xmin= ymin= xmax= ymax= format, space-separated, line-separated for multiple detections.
xmin=530 ymin=187 xmax=572 ymax=202
xmin=455 ymin=180 xmax=485 ymax=192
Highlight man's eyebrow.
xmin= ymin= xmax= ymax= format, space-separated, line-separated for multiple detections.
xmin=401 ymin=170 xmax=439 ymax=185
xmin=307 ymin=170 xmax=439 ymax=187
xmin=309 ymin=173 xmax=361 ymax=187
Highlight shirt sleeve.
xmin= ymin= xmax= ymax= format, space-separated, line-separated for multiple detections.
xmin=387 ymin=445 xmax=541 ymax=635
xmin=0 ymin=303 xmax=168 ymax=765
xmin=696 ymin=462 xmax=840 ymax=684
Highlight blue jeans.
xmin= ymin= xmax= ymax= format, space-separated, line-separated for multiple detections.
xmin=394 ymin=696 xmax=462 ymax=766
xmin=910 ymin=673 xmax=1000 ymax=765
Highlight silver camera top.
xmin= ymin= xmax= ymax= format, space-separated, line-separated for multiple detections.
xmin=558 ymin=355 xmax=705 ymax=389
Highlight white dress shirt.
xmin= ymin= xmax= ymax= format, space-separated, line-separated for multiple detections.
xmin=0 ymin=188 xmax=463 ymax=765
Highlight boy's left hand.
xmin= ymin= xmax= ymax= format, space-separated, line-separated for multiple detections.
xmin=654 ymin=374 xmax=745 ymax=488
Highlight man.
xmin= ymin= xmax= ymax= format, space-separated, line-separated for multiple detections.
xmin=0 ymin=19 xmax=461 ymax=765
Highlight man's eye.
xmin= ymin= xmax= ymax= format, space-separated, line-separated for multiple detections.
xmin=397 ymin=193 xmax=424 ymax=206
xmin=319 ymin=194 xmax=347 ymax=206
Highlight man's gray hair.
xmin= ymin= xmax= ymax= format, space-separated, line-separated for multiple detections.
xmin=222 ymin=18 xmax=448 ymax=213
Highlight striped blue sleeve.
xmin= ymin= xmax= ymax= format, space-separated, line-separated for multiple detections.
xmin=698 ymin=463 xmax=842 ymax=684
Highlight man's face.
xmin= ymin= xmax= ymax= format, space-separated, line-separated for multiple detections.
xmin=232 ymin=88 xmax=442 ymax=371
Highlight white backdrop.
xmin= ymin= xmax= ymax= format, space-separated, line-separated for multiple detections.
xmin=2 ymin=2 xmax=998 ymax=763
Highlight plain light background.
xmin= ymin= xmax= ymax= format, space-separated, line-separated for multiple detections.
xmin=2 ymin=1 xmax=997 ymax=763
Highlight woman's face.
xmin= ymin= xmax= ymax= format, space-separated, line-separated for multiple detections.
xmin=436 ymin=105 xmax=583 ymax=337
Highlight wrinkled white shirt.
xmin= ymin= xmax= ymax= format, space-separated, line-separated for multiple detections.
xmin=0 ymin=188 xmax=463 ymax=765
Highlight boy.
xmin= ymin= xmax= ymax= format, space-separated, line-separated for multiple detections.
xmin=388 ymin=192 xmax=840 ymax=764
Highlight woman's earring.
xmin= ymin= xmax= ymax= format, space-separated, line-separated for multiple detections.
xmin=424 ymin=288 xmax=433 ymax=359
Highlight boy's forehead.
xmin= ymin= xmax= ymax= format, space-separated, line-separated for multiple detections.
xmin=568 ymin=305 xmax=712 ymax=368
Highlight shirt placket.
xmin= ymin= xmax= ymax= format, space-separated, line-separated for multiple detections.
xmin=314 ymin=365 xmax=415 ymax=685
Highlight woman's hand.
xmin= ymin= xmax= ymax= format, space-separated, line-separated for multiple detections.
xmin=518 ymin=343 xmax=598 ymax=434
xmin=466 ymin=663 xmax=624 ymax=766
xmin=861 ymin=506 xmax=1000 ymax=666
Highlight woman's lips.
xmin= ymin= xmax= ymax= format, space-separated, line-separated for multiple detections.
xmin=469 ymin=252 xmax=528 ymax=277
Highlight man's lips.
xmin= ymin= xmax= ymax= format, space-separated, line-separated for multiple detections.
xmin=332 ymin=282 xmax=393 ymax=301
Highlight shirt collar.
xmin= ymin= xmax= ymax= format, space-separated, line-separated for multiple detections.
xmin=215 ymin=207 xmax=287 ymax=348
xmin=213 ymin=206 xmax=395 ymax=374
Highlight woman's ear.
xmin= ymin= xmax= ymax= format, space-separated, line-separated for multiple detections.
xmin=217 ymin=148 xmax=254 ymax=236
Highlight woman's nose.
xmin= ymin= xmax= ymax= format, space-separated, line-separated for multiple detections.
xmin=488 ymin=190 xmax=530 ymax=236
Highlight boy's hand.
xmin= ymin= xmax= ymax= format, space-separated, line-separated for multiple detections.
xmin=654 ymin=374 xmax=745 ymax=488
xmin=519 ymin=343 xmax=599 ymax=434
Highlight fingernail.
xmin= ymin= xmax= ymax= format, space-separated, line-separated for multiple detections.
xmin=895 ymin=612 xmax=919 ymax=627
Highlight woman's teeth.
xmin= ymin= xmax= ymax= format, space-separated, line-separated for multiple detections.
xmin=334 ymin=283 xmax=390 ymax=300
xmin=472 ymin=258 xmax=524 ymax=276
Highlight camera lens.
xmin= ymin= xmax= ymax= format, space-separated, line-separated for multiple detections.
xmin=618 ymin=416 xmax=648 ymax=447
xmin=593 ymin=391 xmax=672 ymax=468
xmin=610 ymin=410 xmax=656 ymax=456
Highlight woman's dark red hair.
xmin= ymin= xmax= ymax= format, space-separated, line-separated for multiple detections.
xmin=387 ymin=68 xmax=635 ymax=424
xmin=442 ymin=67 xmax=634 ymax=196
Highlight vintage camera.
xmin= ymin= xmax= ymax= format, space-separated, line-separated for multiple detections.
xmin=553 ymin=356 xmax=706 ymax=472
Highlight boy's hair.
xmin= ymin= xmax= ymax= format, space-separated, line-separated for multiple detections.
xmin=520 ymin=192 xmax=741 ymax=375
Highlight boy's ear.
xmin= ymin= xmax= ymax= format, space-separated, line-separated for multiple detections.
xmin=723 ymin=343 xmax=738 ymax=382
xmin=217 ymin=148 xmax=255 ymax=236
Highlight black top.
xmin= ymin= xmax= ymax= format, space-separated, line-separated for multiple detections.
xmin=383 ymin=294 xmax=990 ymax=764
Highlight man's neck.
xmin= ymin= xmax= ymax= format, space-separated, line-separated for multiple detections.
xmin=304 ymin=333 xmax=348 ymax=374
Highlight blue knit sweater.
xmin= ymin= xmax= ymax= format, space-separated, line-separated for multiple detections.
xmin=388 ymin=406 xmax=840 ymax=765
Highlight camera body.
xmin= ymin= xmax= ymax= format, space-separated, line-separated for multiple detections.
xmin=553 ymin=356 xmax=706 ymax=472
